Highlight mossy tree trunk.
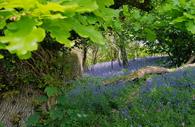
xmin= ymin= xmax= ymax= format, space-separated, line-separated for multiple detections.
xmin=0 ymin=41 xmax=84 ymax=127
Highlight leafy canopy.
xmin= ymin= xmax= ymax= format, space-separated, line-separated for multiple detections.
xmin=0 ymin=0 xmax=118 ymax=59
xmin=120 ymin=0 xmax=195 ymax=65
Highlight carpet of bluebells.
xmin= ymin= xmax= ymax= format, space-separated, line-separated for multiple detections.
xmin=143 ymin=67 xmax=195 ymax=93
xmin=65 ymin=56 xmax=195 ymax=126
xmin=69 ymin=56 xmax=169 ymax=98
xmin=82 ymin=56 xmax=195 ymax=97
xmin=27 ymin=56 xmax=195 ymax=127
xmin=85 ymin=56 xmax=168 ymax=78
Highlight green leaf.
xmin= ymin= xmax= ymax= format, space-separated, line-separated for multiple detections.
xmin=113 ymin=19 xmax=122 ymax=31
xmin=1 ymin=27 xmax=45 ymax=58
xmin=86 ymin=15 xmax=98 ymax=24
xmin=179 ymin=0 xmax=186 ymax=7
xmin=144 ymin=28 xmax=157 ymax=41
xmin=44 ymin=86 xmax=59 ymax=97
xmin=57 ymin=95 xmax=67 ymax=105
xmin=0 ymin=10 xmax=14 ymax=19
xmin=0 ymin=20 xmax=6 ymax=29
xmin=75 ymin=0 xmax=98 ymax=13
xmin=32 ymin=2 xmax=78 ymax=18
xmin=76 ymin=14 xmax=88 ymax=25
xmin=1 ymin=0 xmax=38 ymax=9
xmin=133 ymin=22 xmax=142 ymax=31
xmin=123 ymin=5 xmax=129 ymax=16
xmin=0 ymin=43 xmax=6 ymax=49
xmin=186 ymin=21 xmax=195 ymax=34
xmin=0 ymin=16 xmax=45 ymax=58
xmin=131 ymin=9 xmax=141 ymax=19
xmin=183 ymin=12 xmax=195 ymax=20
xmin=160 ymin=4 xmax=173 ymax=12
xmin=140 ymin=14 xmax=155 ymax=24
xmin=96 ymin=0 xmax=114 ymax=7
xmin=74 ymin=24 xmax=105 ymax=45
xmin=26 ymin=112 xmax=40 ymax=126
xmin=171 ymin=16 xmax=186 ymax=24
xmin=42 ymin=19 xmax=74 ymax=47
xmin=6 ymin=16 xmax=39 ymax=36
xmin=39 ymin=2 xmax=69 ymax=12
xmin=94 ymin=8 xmax=119 ymax=22
xmin=63 ymin=18 xmax=105 ymax=45
xmin=49 ymin=107 xmax=64 ymax=120
xmin=18 ymin=52 xmax=32 ymax=59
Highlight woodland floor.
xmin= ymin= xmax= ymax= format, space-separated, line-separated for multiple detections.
xmin=67 ymin=56 xmax=195 ymax=119
xmin=2 ymin=56 xmax=195 ymax=127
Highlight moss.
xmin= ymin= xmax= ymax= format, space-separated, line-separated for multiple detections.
xmin=10 ymin=113 xmax=22 ymax=126
xmin=0 ymin=47 xmax=83 ymax=94
xmin=1 ymin=90 xmax=19 ymax=100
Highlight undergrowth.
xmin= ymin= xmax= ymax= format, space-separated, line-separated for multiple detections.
xmin=26 ymin=75 xmax=195 ymax=127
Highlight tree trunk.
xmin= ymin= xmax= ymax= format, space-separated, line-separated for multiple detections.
xmin=0 ymin=87 xmax=42 ymax=127
xmin=186 ymin=55 xmax=195 ymax=64
xmin=92 ymin=46 xmax=99 ymax=65
xmin=119 ymin=43 xmax=128 ymax=67
xmin=117 ymin=32 xmax=128 ymax=67
xmin=82 ymin=46 xmax=88 ymax=71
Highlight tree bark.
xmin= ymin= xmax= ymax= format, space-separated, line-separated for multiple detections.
xmin=92 ymin=46 xmax=99 ymax=65
xmin=82 ymin=46 xmax=88 ymax=71
xmin=186 ymin=55 xmax=195 ymax=64
xmin=119 ymin=43 xmax=128 ymax=67
xmin=117 ymin=32 xmax=128 ymax=67
xmin=0 ymin=87 xmax=41 ymax=127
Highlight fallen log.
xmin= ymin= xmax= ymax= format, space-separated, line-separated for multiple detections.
xmin=103 ymin=66 xmax=170 ymax=85
xmin=103 ymin=63 xmax=195 ymax=85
